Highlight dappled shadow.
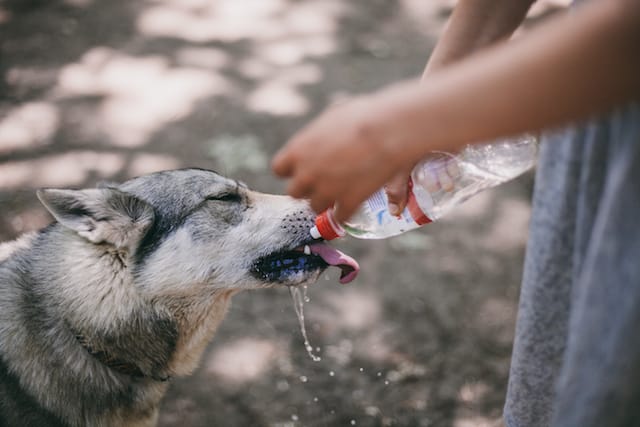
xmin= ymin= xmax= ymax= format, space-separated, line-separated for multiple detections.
xmin=1 ymin=0 xmax=564 ymax=425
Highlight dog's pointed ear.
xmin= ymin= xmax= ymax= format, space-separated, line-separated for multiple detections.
xmin=37 ymin=188 xmax=154 ymax=250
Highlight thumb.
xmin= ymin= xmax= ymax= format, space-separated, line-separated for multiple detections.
xmin=333 ymin=199 xmax=361 ymax=224
xmin=384 ymin=172 xmax=411 ymax=216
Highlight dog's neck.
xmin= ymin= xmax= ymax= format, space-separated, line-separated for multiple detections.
xmin=45 ymin=234 xmax=177 ymax=381
xmin=162 ymin=289 xmax=237 ymax=376
xmin=72 ymin=328 xmax=172 ymax=382
xmin=39 ymin=228 xmax=234 ymax=381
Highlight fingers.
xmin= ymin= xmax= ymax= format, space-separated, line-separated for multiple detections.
xmin=273 ymin=131 xmax=333 ymax=212
xmin=422 ymin=166 xmax=441 ymax=193
xmin=446 ymin=158 xmax=461 ymax=180
xmin=272 ymin=128 xmax=313 ymax=178
xmin=384 ymin=172 xmax=411 ymax=216
xmin=333 ymin=198 xmax=361 ymax=224
xmin=285 ymin=172 xmax=313 ymax=199
xmin=272 ymin=146 xmax=295 ymax=178
xmin=438 ymin=156 xmax=460 ymax=192
xmin=415 ymin=154 xmax=460 ymax=194
xmin=309 ymin=191 xmax=335 ymax=215
xmin=437 ymin=168 xmax=454 ymax=192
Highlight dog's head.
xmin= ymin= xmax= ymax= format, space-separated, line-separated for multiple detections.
xmin=36 ymin=168 xmax=359 ymax=297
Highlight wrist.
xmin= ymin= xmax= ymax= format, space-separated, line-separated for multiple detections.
xmin=361 ymin=88 xmax=422 ymax=173
xmin=370 ymin=82 xmax=448 ymax=168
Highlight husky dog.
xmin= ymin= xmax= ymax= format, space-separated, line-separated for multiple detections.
xmin=0 ymin=168 xmax=358 ymax=427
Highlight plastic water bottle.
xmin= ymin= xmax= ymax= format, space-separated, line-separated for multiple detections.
xmin=310 ymin=135 xmax=538 ymax=240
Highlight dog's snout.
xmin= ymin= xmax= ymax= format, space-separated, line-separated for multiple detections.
xmin=281 ymin=209 xmax=316 ymax=239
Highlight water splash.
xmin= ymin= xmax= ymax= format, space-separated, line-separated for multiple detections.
xmin=289 ymin=285 xmax=321 ymax=362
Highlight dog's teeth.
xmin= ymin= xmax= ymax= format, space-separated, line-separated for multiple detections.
xmin=304 ymin=245 xmax=311 ymax=255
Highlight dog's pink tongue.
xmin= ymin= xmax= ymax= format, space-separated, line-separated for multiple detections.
xmin=309 ymin=243 xmax=359 ymax=284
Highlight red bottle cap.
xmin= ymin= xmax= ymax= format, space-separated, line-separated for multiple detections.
xmin=312 ymin=210 xmax=345 ymax=240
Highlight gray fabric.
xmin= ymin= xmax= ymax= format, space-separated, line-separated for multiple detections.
xmin=504 ymin=104 xmax=640 ymax=427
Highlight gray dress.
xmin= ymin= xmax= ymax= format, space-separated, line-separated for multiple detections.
xmin=503 ymin=102 xmax=640 ymax=427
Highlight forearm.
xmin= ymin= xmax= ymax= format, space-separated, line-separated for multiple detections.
xmin=271 ymin=0 xmax=640 ymax=220
xmin=374 ymin=0 xmax=640 ymax=165
xmin=384 ymin=0 xmax=534 ymax=211
xmin=424 ymin=0 xmax=535 ymax=75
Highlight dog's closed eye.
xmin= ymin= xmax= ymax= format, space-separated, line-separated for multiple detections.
xmin=204 ymin=192 xmax=241 ymax=203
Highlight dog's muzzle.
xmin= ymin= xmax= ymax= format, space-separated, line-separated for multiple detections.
xmin=250 ymin=242 xmax=359 ymax=285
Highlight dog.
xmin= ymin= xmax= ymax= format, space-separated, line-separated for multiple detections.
xmin=0 ymin=168 xmax=359 ymax=427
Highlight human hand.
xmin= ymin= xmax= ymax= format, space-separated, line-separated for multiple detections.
xmin=384 ymin=171 xmax=412 ymax=217
xmin=384 ymin=153 xmax=460 ymax=216
xmin=415 ymin=153 xmax=460 ymax=193
xmin=272 ymin=96 xmax=409 ymax=223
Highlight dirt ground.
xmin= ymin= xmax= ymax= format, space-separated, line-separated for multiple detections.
xmin=0 ymin=1 xmax=565 ymax=426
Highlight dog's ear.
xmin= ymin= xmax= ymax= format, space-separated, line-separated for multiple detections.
xmin=37 ymin=188 xmax=154 ymax=251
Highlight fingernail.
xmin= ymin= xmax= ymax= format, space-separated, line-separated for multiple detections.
xmin=388 ymin=203 xmax=399 ymax=216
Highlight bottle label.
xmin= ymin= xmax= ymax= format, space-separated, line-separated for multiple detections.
xmin=347 ymin=187 xmax=427 ymax=238
xmin=363 ymin=188 xmax=429 ymax=229
xmin=364 ymin=191 xmax=399 ymax=226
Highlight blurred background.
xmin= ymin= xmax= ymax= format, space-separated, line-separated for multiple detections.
xmin=0 ymin=1 xmax=567 ymax=426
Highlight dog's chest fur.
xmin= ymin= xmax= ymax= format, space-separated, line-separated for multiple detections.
xmin=165 ymin=289 xmax=237 ymax=375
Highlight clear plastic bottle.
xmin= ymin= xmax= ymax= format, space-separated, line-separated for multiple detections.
xmin=310 ymin=135 xmax=539 ymax=240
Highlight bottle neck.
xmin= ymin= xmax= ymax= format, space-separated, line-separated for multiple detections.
xmin=313 ymin=209 xmax=346 ymax=240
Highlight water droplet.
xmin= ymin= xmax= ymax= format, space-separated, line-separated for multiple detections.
xmin=329 ymin=371 xmax=335 ymax=377
xmin=313 ymin=397 xmax=319 ymax=402
xmin=300 ymin=375 xmax=308 ymax=383
xmin=377 ymin=372 xmax=382 ymax=377
xmin=351 ymin=420 xmax=357 ymax=425
xmin=291 ymin=414 xmax=299 ymax=421
xmin=359 ymin=367 xmax=364 ymax=372
xmin=384 ymin=380 xmax=389 ymax=385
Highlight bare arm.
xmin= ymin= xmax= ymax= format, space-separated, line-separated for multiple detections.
xmin=273 ymin=0 xmax=640 ymax=221
xmin=384 ymin=0 xmax=640 ymax=165
xmin=423 ymin=0 xmax=534 ymax=76
xmin=385 ymin=0 xmax=535 ymax=215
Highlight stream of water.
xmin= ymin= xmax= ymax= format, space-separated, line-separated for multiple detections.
xmin=289 ymin=285 xmax=321 ymax=362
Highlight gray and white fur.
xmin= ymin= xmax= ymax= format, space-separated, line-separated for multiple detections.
xmin=0 ymin=168 xmax=327 ymax=427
